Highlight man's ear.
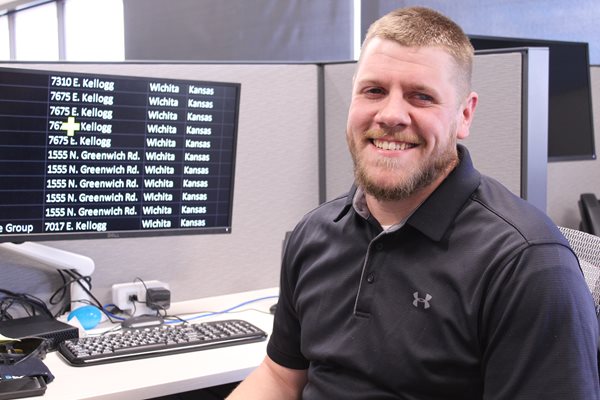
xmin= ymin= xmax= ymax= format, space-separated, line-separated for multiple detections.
xmin=456 ymin=92 xmax=478 ymax=140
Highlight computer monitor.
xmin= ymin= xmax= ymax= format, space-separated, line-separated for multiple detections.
xmin=0 ymin=66 xmax=240 ymax=243
xmin=470 ymin=35 xmax=596 ymax=162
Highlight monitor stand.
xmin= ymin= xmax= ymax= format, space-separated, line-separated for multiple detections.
xmin=0 ymin=242 xmax=95 ymax=311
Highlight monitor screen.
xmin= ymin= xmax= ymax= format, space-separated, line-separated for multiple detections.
xmin=470 ymin=35 xmax=596 ymax=162
xmin=0 ymin=67 xmax=240 ymax=242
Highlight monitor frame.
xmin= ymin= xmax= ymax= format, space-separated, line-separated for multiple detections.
xmin=470 ymin=35 xmax=596 ymax=162
xmin=0 ymin=65 xmax=240 ymax=243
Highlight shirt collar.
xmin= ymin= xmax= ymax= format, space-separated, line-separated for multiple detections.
xmin=333 ymin=145 xmax=481 ymax=241
xmin=352 ymin=186 xmax=370 ymax=220
xmin=408 ymin=145 xmax=480 ymax=241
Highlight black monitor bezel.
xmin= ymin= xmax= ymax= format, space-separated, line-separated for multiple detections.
xmin=0 ymin=65 xmax=240 ymax=242
xmin=469 ymin=35 xmax=596 ymax=162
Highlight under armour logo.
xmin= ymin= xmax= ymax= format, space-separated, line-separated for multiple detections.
xmin=413 ymin=292 xmax=432 ymax=309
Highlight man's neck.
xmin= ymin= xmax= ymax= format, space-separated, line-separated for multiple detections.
xmin=365 ymin=193 xmax=426 ymax=227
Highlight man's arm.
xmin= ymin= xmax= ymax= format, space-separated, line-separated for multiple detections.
xmin=482 ymin=244 xmax=599 ymax=399
xmin=226 ymin=355 xmax=308 ymax=400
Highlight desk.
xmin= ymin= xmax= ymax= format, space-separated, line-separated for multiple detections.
xmin=36 ymin=287 xmax=278 ymax=400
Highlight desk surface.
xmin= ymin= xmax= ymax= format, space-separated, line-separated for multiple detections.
xmin=37 ymin=287 xmax=278 ymax=400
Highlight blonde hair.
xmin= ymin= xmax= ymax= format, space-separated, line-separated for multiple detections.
xmin=363 ymin=7 xmax=474 ymax=97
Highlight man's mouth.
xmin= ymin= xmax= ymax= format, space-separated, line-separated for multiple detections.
xmin=372 ymin=139 xmax=418 ymax=151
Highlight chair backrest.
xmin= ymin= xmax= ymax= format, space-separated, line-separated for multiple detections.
xmin=558 ymin=226 xmax=600 ymax=310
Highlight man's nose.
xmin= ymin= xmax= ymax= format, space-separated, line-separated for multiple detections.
xmin=374 ymin=93 xmax=411 ymax=128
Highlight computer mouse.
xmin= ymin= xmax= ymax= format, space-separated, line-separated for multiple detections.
xmin=68 ymin=305 xmax=102 ymax=330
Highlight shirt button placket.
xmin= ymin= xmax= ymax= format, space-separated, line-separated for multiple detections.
xmin=355 ymin=239 xmax=383 ymax=317
xmin=367 ymin=242 xmax=383 ymax=284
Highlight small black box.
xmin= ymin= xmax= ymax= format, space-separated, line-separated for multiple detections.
xmin=146 ymin=287 xmax=171 ymax=310
xmin=0 ymin=315 xmax=78 ymax=350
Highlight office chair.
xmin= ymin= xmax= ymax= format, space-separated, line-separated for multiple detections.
xmin=559 ymin=226 xmax=600 ymax=382
xmin=558 ymin=226 xmax=600 ymax=310
xmin=579 ymin=193 xmax=600 ymax=236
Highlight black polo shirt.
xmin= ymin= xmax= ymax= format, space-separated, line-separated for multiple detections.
xmin=267 ymin=145 xmax=599 ymax=399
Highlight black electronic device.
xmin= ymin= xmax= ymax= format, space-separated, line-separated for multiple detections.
xmin=470 ymin=35 xmax=596 ymax=162
xmin=0 ymin=376 xmax=47 ymax=400
xmin=145 ymin=287 xmax=171 ymax=310
xmin=0 ymin=67 xmax=240 ymax=242
xmin=120 ymin=314 xmax=164 ymax=329
xmin=579 ymin=193 xmax=600 ymax=236
xmin=0 ymin=316 xmax=78 ymax=350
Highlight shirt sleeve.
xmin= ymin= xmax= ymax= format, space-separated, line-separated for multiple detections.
xmin=266 ymin=232 xmax=310 ymax=370
xmin=481 ymin=243 xmax=599 ymax=400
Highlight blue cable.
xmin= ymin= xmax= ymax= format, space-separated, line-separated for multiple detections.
xmin=175 ymin=295 xmax=279 ymax=323
xmin=102 ymin=295 xmax=278 ymax=324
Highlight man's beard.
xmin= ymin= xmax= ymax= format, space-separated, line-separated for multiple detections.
xmin=349 ymin=131 xmax=459 ymax=202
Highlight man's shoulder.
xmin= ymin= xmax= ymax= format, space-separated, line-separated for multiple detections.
xmin=299 ymin=191 xmax=352 ymax=224
xmin=472 ymin=175 xmax=566 ymax=245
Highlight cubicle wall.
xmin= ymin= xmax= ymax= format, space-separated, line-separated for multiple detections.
xmin=0 ymin=51 xmax=549 ymax=307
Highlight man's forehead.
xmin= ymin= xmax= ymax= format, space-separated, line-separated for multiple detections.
xmin=357 ymin=43 xmax=455 ymax=79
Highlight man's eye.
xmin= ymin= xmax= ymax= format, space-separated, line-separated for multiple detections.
xmin=365 ymin=87 xmax=385 ymax=95
xmin=414 ymin=93 xmax=434 ymax=102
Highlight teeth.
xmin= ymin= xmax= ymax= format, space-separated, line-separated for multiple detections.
xmin=373 ymin=139 xmax=414 ymax=151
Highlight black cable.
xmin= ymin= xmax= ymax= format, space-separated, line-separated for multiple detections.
xmin=129 ymin=297 xmax=162 ymax=317
xmin=0 ymin=288 xmax=54 ymax=320
xmin=61 ymin=269 xmax=120 ymax=324
xmin=131 ymin=297 xmax=138 ymax=316
xmin=134 ymin=277 xmax=148 ymax=290
xmin=153 ymin=303 xmax=167 ymax=317
xmin=48 ymin=270 xmax=73 ymax=317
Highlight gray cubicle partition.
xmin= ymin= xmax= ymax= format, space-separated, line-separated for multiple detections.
xmin=0 ymin=51 xmax=548 ymax=307
xmin=322 ymin=48 xmax=549 ymax=212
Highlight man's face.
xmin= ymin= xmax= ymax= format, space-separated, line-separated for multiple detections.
xmin=346 ymin=37 xmax=477 ymax=201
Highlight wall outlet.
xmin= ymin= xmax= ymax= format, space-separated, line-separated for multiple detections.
xmin=111 ymin=280 xmax=170 ymax=316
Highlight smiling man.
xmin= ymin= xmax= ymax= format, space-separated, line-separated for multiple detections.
xmin=346 ymin=34 xmax=476 ymax=224
xmin=227 ymin=6 xmax=599 ymax=400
